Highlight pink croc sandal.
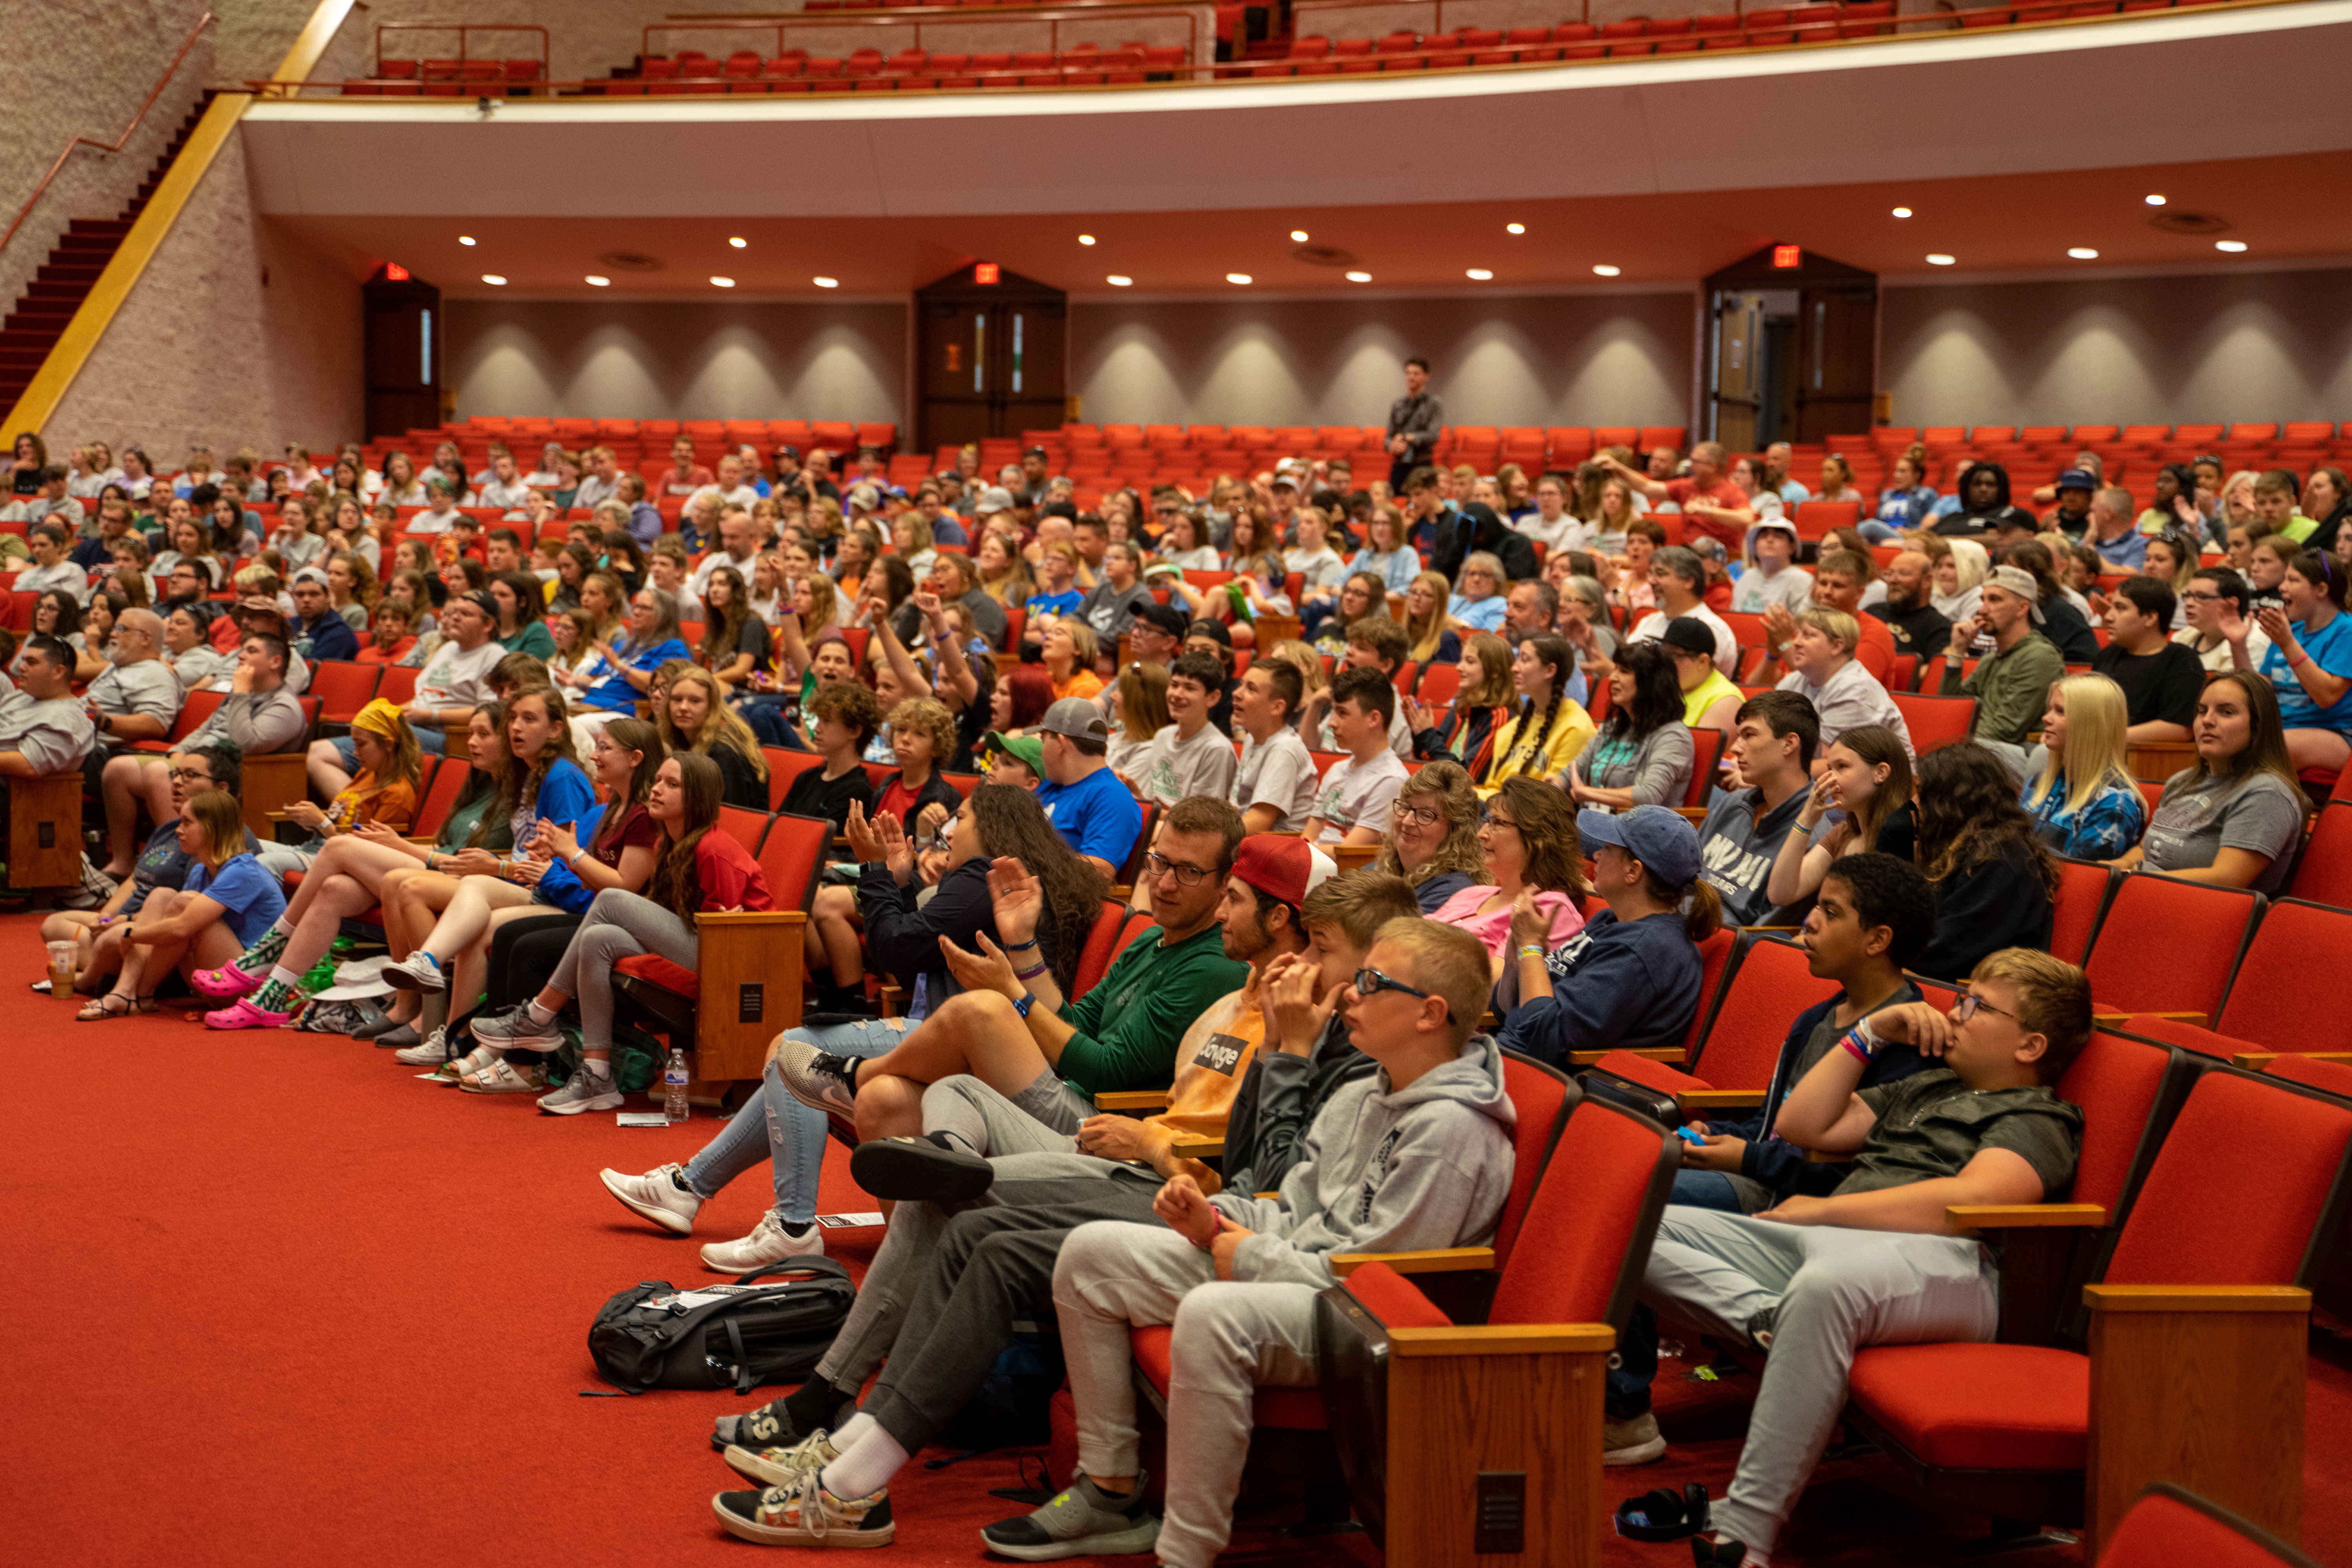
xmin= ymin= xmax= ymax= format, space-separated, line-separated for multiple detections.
xmin=203 ymin=996 xmax=292 ymax=1031
xmin=191 ymin=960 xmax=265 ymax=1000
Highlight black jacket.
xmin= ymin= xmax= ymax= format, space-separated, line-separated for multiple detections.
xmin=1913 ymin=838 xmax=2055 ymax=981
xmin=1430 ymin=502 xmax=1536 ymax=585
xmin=1932 ymin=462 xmax=2038 ymax=539
xmin=1220 ymin=1014 xmax=1376 ymax=1196
xmin=856 ymin=855 xmax=1061 ymax=1018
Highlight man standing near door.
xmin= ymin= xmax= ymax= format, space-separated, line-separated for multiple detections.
xmin=1385 ymin=357 xmax=1443 ymax=493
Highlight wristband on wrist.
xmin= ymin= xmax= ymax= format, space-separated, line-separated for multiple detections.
xmin=1840 ymin=1017 xmax=1882 ymax=1064
xmin=1004 ymin=935 xmax=1040 ymax=951
xmin=1012 ymin=992 xmax=1036 ymax=1018
xmin=1014 ymin=960 xmax=1049 ymax=981
xmin=1517 ymin=944 xmax=1546 ymax=960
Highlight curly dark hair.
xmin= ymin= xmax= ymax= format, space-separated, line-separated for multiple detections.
xmin=966 ymin=783 xmax=1110 ymax=996
xmin=1913 ymin=742 xmax=2059 ymax=898
xmin=1604 ymin=639 xmax=1683 ymax=741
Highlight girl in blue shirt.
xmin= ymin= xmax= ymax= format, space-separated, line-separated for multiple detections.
xmin=2021 ymin=673 xmax=2147 ymax=860
xmin=2254 ymin=549 xmax=2352 ymax=776
xmin=580 ymin=585 xmax=691 ymax=717
xmin=80 ymin=787 xmax=284 ymax=1019
xmin=1347 ymin=505 xmax=1422 ymax=594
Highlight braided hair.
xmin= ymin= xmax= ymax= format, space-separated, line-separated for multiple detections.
xmin=1481 ymin=635 xmax=1573 ymax=786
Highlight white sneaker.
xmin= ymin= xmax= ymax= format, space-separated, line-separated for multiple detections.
xmin=701 ymin=1210 xmax=825 ymax=1273
xmin=334 ymin=955 xmax=395 ymax=987
xmin=381 ymin=950 xmax=446 ymax=992
xmin=538 ymin=1065 xmax=624 ymax=1116
xmin=601 ymin=1163 xmax=702 ymax=1234
xmin=392 ymin=1026 xmax=451 ymax=1067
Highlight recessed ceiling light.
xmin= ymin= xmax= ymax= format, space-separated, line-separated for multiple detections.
xmin=1289 ymin=230 xmax=1309 ymax=242
xmin=1079 ymin=234 xmax=1096 ymax=245
xmin=2145 ymin=193 xmax=2167 ymax=206
xmin=2216 ymin=240 xmax=2249 ymax=252
xmin=1466 ymin=268 xmax=1493 ymax=281
xmin=1345 ymin=270 xmax=1371 ymax=283
xmin=586 ymin=275 xmax=611 ymax=286
xmin=728 ymin=236 xmax=747 ymax=249
xmin=1226 ymin=273 xmax=1252 ymax=285
xmin=459 ymin=235 xmax=477 ymax=246
xmin=1891 ymin=207 xmax=1912 ymax=219
xmin=1592 ymin=264 xmax=1621 ymax=277
xmin=812 ymin=276 xmax=839 ymax=288
xmin=1107 ymin=274 xmax=1133 ymax=287
xmin=710 ymin=276 xmax=735 ymax=287
xmin=2067 ymin=247 xmax=2099 ymax=260
xmin=1506 ymin=222 xmax=1526 ymax=234
xmin=1926 ymin=254 xmax=1956 ymax=266
xmin=481 ymin=274 xmax=506 ymax=285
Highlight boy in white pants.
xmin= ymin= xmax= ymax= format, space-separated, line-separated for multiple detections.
xmin=1639 ymin=947 xmax=2089 ymax=1566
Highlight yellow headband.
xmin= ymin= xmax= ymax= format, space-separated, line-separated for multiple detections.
xmin=350 ymin=698 xmax=407 ymax=741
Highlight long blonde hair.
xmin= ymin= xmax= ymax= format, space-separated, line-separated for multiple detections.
xmin=2029 ymin=673 xmax=2136 ymax=817
xmin=1402 ymin=569 xmax=1457 ymax=664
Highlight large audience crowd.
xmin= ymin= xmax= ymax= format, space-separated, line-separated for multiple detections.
xmin=5 ymin=372 xmax=2345 ymax=1563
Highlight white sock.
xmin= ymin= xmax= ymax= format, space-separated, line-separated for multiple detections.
xmin=524 ymin=998 xmax=557 ymax=1026
xmin=267 ymin=965 xmax=301 ymax=988
xmin=271 ymin=914 xmax=295 ymax=937
xmin=819 ymin=1426 xmax=909 ymax=1501
xmin=583 ymin=1054 xmax=612 ymax=1079
xmin=830 ymin=1412 xmax=878 ymax=1450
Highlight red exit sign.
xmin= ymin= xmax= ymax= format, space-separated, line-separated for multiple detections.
xmin=974 ymin=262 xmax=1000 ymax=284
xmin=1771 ymin=245 xmax=1802 ymax=269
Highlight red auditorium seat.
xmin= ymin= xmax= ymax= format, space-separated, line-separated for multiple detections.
xmin=2080 ymin=870 xmax=2262 ymax=1021
xmin=2212 ymin=899 xmax=2352 ymax=1055
xmin=1890 ymin=691 xmax=1976 ymax=754
xmin=2100 ymin=1486 xmax=2323 ymax=1568
xmin=2049 ymin=857 xmax=2118 ymax=966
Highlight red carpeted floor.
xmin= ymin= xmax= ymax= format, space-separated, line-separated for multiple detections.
xmin=4 ymin=907 xmax=2345 ymax=1566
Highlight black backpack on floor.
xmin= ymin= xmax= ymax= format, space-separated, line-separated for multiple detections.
xmin=588 ymin=1256 xmax=856 ymax=1395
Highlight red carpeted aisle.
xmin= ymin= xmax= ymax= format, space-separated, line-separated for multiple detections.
xmin=3 ymin=907 xmax=2345 ymax=1566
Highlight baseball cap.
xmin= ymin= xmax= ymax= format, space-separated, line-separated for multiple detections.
xmin=1231 ymin=834 xmax=1339 ymax=909
xmin=459 ymin=589 xmax=499 ymax=621
xmin=1025 ymin=445 xmax=1049 ymax=460
xmin=982 ymin=731 xmax=1044 ymax=773
xmin=1577 ymin=805 xmax=1700 ymax=888
xmin=1129 ymin=602 xmax=1190 ymax=643
xmin=1748 ymin=516 xmax=1799 ymax=546
xmin=2056 ymin=467 xmax=2098 ymax=492
xmin=975 ymin=486 xmax=1016 ymax=515
xmin=1659 ymin=617 xmax=1717 ymax=658
xmin=774 ymin=443 xmax=801 ymax=460
xmin=1269 ymin=472 xmax=1300 ymax=492
xmin=1035 ymin=698 xmax=1112 ymax=742
xmin=846 ymin=483 xmax=881 ymax=512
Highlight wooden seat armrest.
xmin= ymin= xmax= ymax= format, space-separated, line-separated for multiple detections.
xmin=2084 ymin=1284 xmax=2310 ymax=1312
xmin=1947 ymin=1203 xmax=2107 ymax=1229
xmin=1566 ymin=1046 xmax=1687 ymax=1066
xmin=692 ymin=910 xmax=804 ymax=927
xmin=2092 ymin=1009 xmax=2205 ymax=1026
xmin=1329 ymin=1246 xmax=1495 ymax=1278
xmin=2233 ymin=1051 xmax=2352 ymax=1070
xmin=1094 ymin=1090 xmax=1170 ymax=1111
xmin=1678 ymin=1088 xmax=1766 ymax=1109
xmin=1671 ymin=806 xmax=1709 ymax=822
xmin=1167 ymin=1132 xmax=1224 ymax=1157
xmin=1384 ymin=1323 xmax=1615 ymax=1357
xmin=1739 ymin=924 xmax=1801 ymax=933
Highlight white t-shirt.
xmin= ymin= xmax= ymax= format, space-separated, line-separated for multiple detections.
xmin=1517 ymin=512 xmax=1588 ymax=555
xmin=1232 ymin=726 xmax=1319 ymax=833
xmin=413 ymin=637 xmax=505 ymax=710
xmin=409 ymin=506 xmax=463 ymax=535
xmin=1630 ymin=605 xmax=1739 ymax=674
xmin=1130 ymin=721 xmax=1238 ymax=809
xmin=1309 ymin=750 xmax=1408 ymax=843
xmin=477 ymin=477 xmax=535 ymax=508
xmin=1730 ymin=566 xmax=1814 ymax=616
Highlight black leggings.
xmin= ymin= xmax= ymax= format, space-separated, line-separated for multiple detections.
xmin=463 ymin=912 xmax=580 ymax=1056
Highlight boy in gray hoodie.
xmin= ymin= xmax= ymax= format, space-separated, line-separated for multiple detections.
xmin=1028 ymin=917 xmax=1515 ymax=1567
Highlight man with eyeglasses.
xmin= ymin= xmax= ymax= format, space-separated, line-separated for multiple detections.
xmin=2171 ymin=565 xmax=2269 ymax=673
xmin=1632 ymin=948 xmax=2087 ymax=1568
xmin=82 ymin=608 xmax=184 ymax=869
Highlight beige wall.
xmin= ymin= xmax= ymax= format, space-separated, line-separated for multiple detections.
xmin=1068 ymin=292 xmax=1695 ymax=430
xmin=445 ymin=299 xmax=907 ymax=425
xmin=45 ymin=133 xmax=370 ymax=460
xmin=1882 ymin=266 xmax=2352 ymax=430
xmin=0 ymin=0 xmax=218 ymax=326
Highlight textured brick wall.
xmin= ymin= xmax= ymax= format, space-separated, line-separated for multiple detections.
xmin=0 ymin=0 xmax=217 ymax=336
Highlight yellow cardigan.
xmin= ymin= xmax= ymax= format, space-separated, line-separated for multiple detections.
xmin=1477 ymin=698 xmax=1597 ymax=794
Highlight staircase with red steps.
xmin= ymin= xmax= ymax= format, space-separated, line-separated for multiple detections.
xmin=0 ymin=90 xmax=218 ymax=413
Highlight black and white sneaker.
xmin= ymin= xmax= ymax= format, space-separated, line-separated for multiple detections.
xmin=849 ymin=1136 xmax=995 ymax=1203
xmin=774 ymin=1042 xmax=862 ymax=1126
xmin=979 ymin=1470 xmax=1160 ymax=1561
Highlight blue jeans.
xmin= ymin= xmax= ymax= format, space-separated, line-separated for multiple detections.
xmin=1855 ymin=519 xmax=1902 ymax=543
xmin=1607 ymin=1169 xmax=1744 ymax=1418
xmin=680 ymin=1018 xmax=910 ymax=1225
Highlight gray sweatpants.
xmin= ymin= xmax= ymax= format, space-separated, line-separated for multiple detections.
xmin=923 ymin=1071 xmax=1094 ymax=1157
xmin=812 ymin=1149 xmax=1140 ymax=1392
xmin=1640 ymin=1206 xmax=1998 ymax=1552
xmin=1054 ymin=1220 xmax=1320 ymax=1568
xmin=549 ymin=887 xmax=698 ymax=1053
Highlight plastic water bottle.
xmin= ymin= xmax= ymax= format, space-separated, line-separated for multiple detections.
xmin=663 ymin=1047 xmax=691 ymax=1124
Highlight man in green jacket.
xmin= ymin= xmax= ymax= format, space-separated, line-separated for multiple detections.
xmin=777 ymin=795 xmax=1250 ymax=1141
xmin=1940 ymin=564 xmax=2065 ymax=781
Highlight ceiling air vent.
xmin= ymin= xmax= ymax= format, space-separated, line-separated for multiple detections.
xmin=1292 ymin=245 xmax=1360 ymax=268
xmin=597 ymin=250 xmax=665 ymax=272
xmin=2149 ymin=211 xmax=2231 ymax=236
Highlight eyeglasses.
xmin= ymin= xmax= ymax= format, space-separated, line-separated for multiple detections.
xmin=1145 ymin=851 xmax=1221 ymax=886
xmin=165 ymin=768 xmax=212 ymax=784
xmin=1392 ymin=801 xmax=1443 ymax=827
xmin=1478 ymin=810 xmax=1519 ymax=831
xmin=1951 ymin=992 xmax=2020 ymax=1025
xmin=1353 ymin=967 xmax=1455 ymax=1023
xmin=2183 ymin=590 xmax=2224 ymax=603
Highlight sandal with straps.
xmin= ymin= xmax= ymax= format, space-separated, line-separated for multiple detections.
xmin=76 ymin=992 xmax=137 ymax=1022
